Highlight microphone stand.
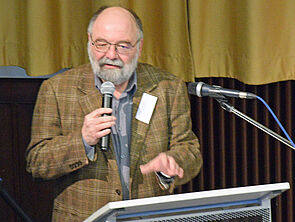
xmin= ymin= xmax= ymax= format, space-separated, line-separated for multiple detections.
xmin=213 ymin=96 xmax=295 ymax=151
xmin=0 ymin=178 xmax=33 ymax=222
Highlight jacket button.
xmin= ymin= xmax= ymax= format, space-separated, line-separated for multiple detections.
xmin=115 ymin=189 xmax=121 ymax=195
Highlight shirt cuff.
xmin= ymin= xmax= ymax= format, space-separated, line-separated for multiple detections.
xmin=82 ymin=137 xmax=95 ymax=161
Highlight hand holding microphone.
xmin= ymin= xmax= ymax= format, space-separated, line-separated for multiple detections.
xmin=81 ymin=82 xmax=116 ymax=150
xmin=100 ymin=82 xmax=115 ymax=151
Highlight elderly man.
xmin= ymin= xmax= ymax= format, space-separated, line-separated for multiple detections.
xmin=26 ymin=6 xmax=202 ymax=221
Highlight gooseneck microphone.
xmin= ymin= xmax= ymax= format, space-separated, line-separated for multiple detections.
xmin=188 ymin=82 xmax=257 ymax=99
xmin=100 ymin=81 xmax=115 ymax=151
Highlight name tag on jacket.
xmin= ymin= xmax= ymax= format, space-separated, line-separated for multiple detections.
xmin=136 ymin=93 xmax=158 ymax=124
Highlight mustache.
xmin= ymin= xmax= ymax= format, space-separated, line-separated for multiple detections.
xmin=99 ymin=58 xmax=124 ymax=68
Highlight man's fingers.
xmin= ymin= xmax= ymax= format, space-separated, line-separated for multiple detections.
xmin=166 ymin=159 xmax=183 ymax=178
xmin=165 ymin=155 xmax=181 ymax=176
xmin=140 ymin=162 xmax=153 ymax=174
xmin=167 ymin=155 xmax=176 ymax=170
xmin=88 ymin=108 xmax=113 ymax=118
xmin=140 ymin=153 xmax=184 ymax=178
xmin=93 ymin=116 xmax=116 ymax=127
xmin=177 ymin=167 xmax=184 ymax=178
xmin=82 ymin=108 xmax=116 ymax=145
xmin=95 ymin=128 xmax=112 ymax=138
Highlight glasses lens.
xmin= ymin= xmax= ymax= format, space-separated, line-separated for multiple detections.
xmin=95 ymin=42 xmax=109 ymax=52
xmin=116 ymin=43 xmax=132 ymax=54
xmin=93 ymin=40 xmax=138 ymax=54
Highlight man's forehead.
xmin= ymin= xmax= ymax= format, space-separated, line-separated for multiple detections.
xmin=94 ymin=7 xmax=137 ymax=31
xmin=91 ymin=8 xmax=138 ymax=40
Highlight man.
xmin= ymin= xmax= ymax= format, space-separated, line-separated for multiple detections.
xmin=26 ymin=6 xmax=202 ymax=221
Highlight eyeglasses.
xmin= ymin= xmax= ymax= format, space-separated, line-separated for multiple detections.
xmin=91 ymin=37 xmax=140 ymax=55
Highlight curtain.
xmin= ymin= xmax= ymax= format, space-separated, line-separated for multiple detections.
xmin=189 ymin=0 xmax=295 ymax=84
xmin=0 ymin=0 xmax=194 ymax=81
xmin=185 ymin=77 xmax=295 ymax=222
xmin=0 ymin=0 xmax=295 ymax=84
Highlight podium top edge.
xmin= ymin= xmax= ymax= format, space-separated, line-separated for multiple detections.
xmin=110 ymin=182 xmax=290 ymax=208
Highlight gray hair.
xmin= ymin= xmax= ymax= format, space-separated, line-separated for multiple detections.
xmin=87 ymin=6 xmax=143 ymax=40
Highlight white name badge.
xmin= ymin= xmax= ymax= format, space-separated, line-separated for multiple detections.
xmin=135 ymin=93 xmax=158 ymax=124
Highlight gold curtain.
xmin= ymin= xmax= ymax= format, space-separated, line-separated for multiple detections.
xmin=1 ymin=0 xmax=295 ymax=84
xmin=189 ymin=0 xmax=295 ymax=84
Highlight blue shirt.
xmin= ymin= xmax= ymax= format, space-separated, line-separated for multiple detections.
xmin=84 ymin=73 xmax=137 ymax=200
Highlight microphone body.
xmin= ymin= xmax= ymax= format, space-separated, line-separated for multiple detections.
xmin=100 ymin=81 xmax=115 ymax=151
xmin=188 ymin=82 xmax=256 ymax=99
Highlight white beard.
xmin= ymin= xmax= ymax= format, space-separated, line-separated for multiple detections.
xmin=88 ymin=42 xmax=139 ymax=85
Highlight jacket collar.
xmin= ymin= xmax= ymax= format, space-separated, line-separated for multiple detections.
xmin=77 ymin=64 xmax=101 ymax=116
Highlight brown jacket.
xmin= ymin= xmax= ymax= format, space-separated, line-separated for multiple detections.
xmin=26 ymin=63 xmax=202 ymax=221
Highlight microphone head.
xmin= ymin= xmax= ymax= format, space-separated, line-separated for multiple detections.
xmin=188 ymin=82 xmax=204 ymax=97
xmin=101 ymin=81 xmax=115 ymax=95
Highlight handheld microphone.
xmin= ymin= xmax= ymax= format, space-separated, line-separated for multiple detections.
xmin=188 ymin=82 xmax=256 ymax=99
xmin=100 ymin=81 xmax=115 ymax=151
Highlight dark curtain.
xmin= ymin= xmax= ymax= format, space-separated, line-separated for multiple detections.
xmin=177 ymin=78 xmax=295 ymax=222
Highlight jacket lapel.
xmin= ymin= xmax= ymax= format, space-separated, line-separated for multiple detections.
xmin=79 ymin=91 xmax=101 ymax=116
xmin=77 ymin=65 xmax=102 ymax=115
xmin=130 ymin=64 xmax=158 ymax=184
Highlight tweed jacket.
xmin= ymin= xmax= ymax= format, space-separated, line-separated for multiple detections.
xmin=26 ymin=63 xmax=202 ymax=221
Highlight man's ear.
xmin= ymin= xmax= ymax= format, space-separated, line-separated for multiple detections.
xmin=87 ymin=33 xmax=91 ymax=41
xmin=138 ymin=38 xmax=144 ymax=56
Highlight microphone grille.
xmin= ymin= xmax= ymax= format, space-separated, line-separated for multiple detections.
xmin=101 ymin=81 xmax=115 ymax=95
xmin=188 ymin=82 xmax=197 ymax=95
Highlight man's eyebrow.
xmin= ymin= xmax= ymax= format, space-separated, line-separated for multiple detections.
xmin=93 ymin=38 xmax=108 ymax=43
xmin=94 ymin=38 xmax=132 ymax=44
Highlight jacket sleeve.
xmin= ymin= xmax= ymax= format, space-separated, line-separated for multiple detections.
xmin=26 ymin=80 xmax=89 ymax=180
xmin=165 ymin=79 xmax=203 ymax=186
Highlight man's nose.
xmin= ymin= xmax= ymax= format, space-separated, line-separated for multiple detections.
xmin=105 ymin=45 xmax=118 ymax=60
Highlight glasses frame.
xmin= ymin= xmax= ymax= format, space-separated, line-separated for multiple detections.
xmin=90 ymin=36 xmax=141 ymax=55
